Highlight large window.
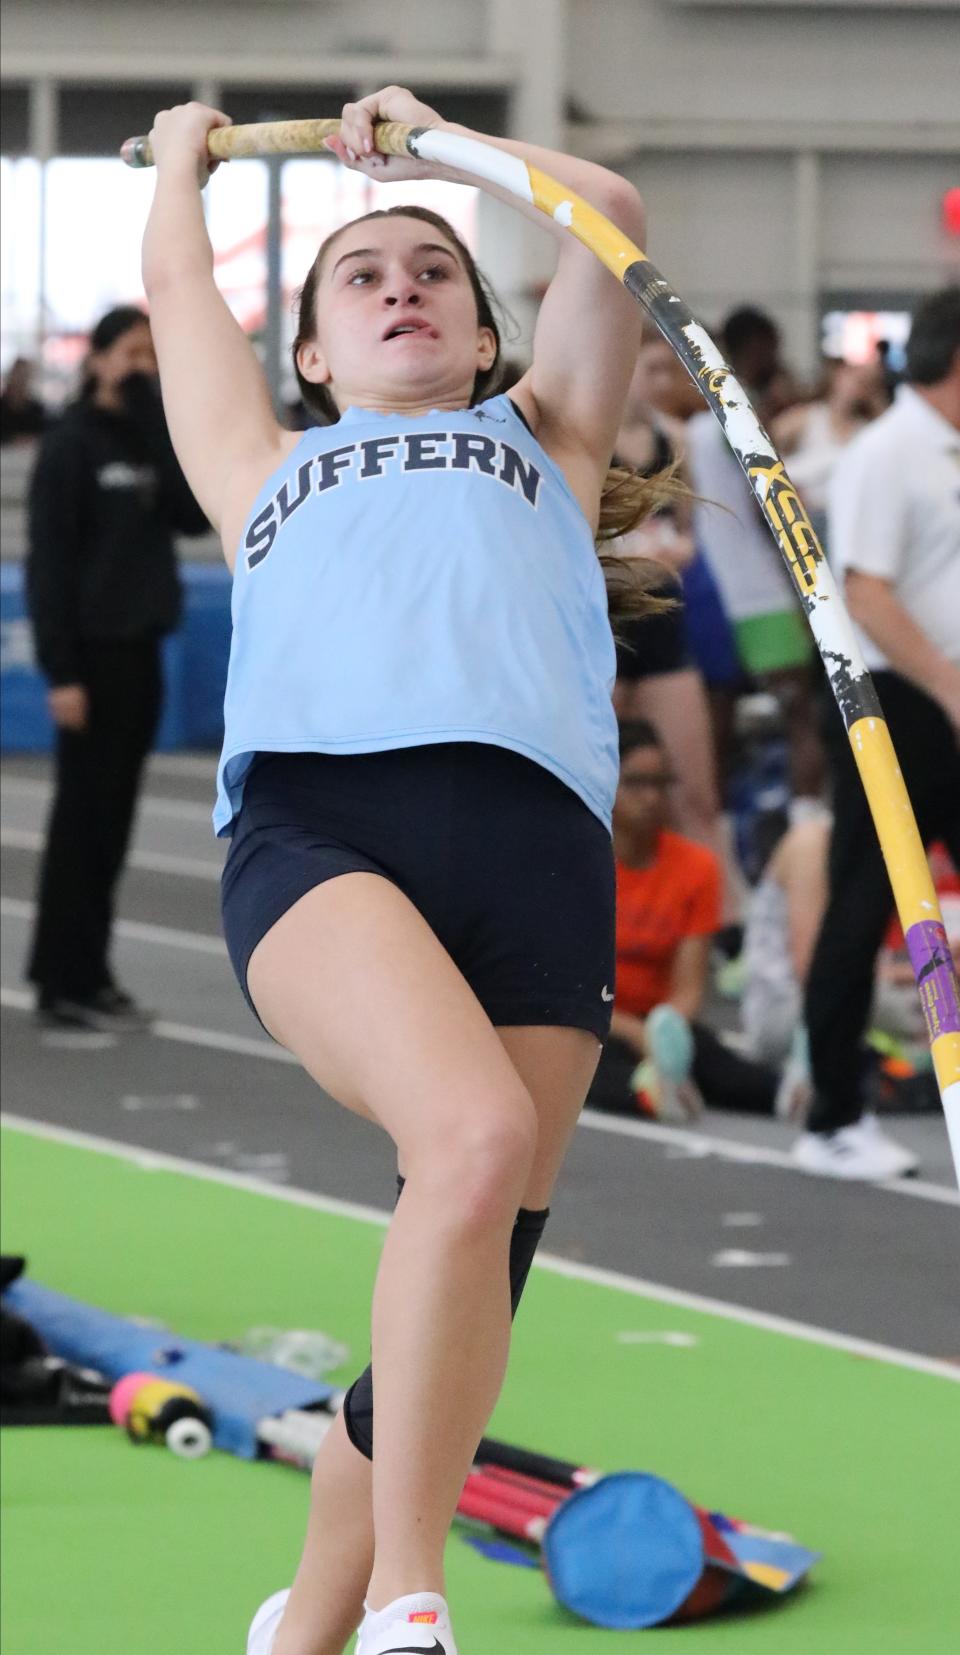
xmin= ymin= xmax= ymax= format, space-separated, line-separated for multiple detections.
xmin=40 ymin=158 xmax=158 ymax=394
xmin=0 ymin=159 xmax=42 ymax=368
xmin=203 ymin=159 xmax=270 ymax=336
xmin=2 ymin=152 xmax=476 ymax=406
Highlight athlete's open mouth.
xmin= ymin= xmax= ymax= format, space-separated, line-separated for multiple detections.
xmin=382 ymin=319 xmax=438 ymax=341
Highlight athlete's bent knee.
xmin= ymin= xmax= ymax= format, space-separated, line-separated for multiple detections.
xmin=343 ymin=1191 xmax=550 ymax=1462
xmin=411 ymin=1093 xmax=538 ymax=1223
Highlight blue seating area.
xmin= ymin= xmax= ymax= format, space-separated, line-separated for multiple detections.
xmin=0 ymin=561 xmax=232 ymax=752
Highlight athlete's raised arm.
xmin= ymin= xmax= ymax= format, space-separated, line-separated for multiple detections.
xmin=333 ymin=87 xmax=648 ymax=524
xmin=141 ymin=103 xmax=288 ymax=545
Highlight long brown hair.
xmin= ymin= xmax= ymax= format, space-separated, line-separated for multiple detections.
xmin=292 ymin=205 xmax=678 ymax=621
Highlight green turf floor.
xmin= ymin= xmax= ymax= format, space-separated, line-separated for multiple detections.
xmin=2 ymin=1124 xmax=958 ymax=1654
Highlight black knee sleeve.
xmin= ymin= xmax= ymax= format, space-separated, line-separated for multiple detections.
xmin=341 ymin=1176 xmax=549 ymax=1461
xmin=507 ymin=1203 xmax=550 ymax=1315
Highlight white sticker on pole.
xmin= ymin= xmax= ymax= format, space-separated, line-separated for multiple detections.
xmin=409 ymin=130 xmax=534 ymax=203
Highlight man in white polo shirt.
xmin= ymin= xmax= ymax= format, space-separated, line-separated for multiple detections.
xmin=796 ymin=287 xmax=960 ymax=1180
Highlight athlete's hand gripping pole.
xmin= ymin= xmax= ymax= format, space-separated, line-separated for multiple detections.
xmin=122 ymin=113 xmax=960 ymax=1182
xmin=120 ymin=117 xmax=417 ymax=170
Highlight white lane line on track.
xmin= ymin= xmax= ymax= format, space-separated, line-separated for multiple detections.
xmin=576 ymin=1102 xmax=959 ymax=1206
xmin=2 ymin=775 xmax=213 ymax=826
xmin=2 ymin=947 xmax=956 ymax=1205
xmin=2 ymin=1109 xmax=957 ymax=1384
xmin=711 ymin=1249 xmax=792 ymax=1268
xmin=0 ymin=897 xmax=226 ymax=956
xmin=1 ymin=827 xmax=221 ymax=882
xmin=1 ymin=984 xmax=291 ymax=1064
xmin=155 ymin=1020 xmax=297 ymax=1063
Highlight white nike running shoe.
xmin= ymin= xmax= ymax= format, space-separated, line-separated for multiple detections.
xmin=791 ymin=1115 xmax=918 ymax=1181
xmin=246 ymin=1588 xmax=290 ymax=1655
xmin=356 ymin=1593 xmax=457 ymax=1655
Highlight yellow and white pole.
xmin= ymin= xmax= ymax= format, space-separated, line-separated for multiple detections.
xmin=123 ymin=115 xmax=960 ymax=1180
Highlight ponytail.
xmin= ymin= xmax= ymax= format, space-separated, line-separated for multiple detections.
xmin=597 ymin=462 xmax=688 ymax=621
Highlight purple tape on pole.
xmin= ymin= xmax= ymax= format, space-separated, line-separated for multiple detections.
xmin=905 ymin=920 xmax=960 ymax=1041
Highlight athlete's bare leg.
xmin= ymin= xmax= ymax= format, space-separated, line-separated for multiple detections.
xmin=273 ymin=1411 xmax=373 ymax=1655
xmin=248 ymin=874 xmax=538 ymax=1650
xmin=261 ymin=970 xmax=599 ymax=1655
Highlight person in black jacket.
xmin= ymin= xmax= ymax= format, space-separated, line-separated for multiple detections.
xmin=25 ymin=304 xmax=208 ymax=1028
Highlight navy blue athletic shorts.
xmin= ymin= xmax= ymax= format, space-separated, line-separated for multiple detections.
xmin=220 ymin=742 xmax=616 ymax=1041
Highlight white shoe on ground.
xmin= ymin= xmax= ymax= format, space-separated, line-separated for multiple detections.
xmin=791 ymin=1115 xmax=919 ymax=1181
xmin=246 ymin=1589 xmax=290 ymax=1655
xmin=357 ymin=1593 xmax=457 ymax=1655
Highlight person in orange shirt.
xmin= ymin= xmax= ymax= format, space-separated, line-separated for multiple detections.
xmin=590 ymin=719 xmax=789 ymax=1120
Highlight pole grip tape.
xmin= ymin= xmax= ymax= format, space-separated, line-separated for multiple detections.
xmin=121 ymin=118 xmax=419 ymax=170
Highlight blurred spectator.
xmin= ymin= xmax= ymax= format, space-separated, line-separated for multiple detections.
xmin=588 ymin=721 xmax=794 ymax=1121
xmin=720 ymin=305 xmax=803 ymax=422
xmin=0 ymin=357 xmax=49 ymax=445
xmin=25 ymin=305 xmax=208 ymax=1030
xmin=796 ymin=286 xmax=960 ymax=1180
xmin=876 ymin=338 xmax=902 ymax=401
xmin=743 ymin=810 xmax=947 ymax=1074
xmin=630 ymin=324 xmax=707 ymax=425
xmin=773 ymin=357 xmax=889 ymax=544
xmin=741 ymin=813 xmax=830 ymax=1068
xmin=613 ymin=361 xmax=723 ymax=869
xmin=623 ymin=333 xmax=746 ymax=923
xmin=686 ymin=385 xmax=824 ymax=810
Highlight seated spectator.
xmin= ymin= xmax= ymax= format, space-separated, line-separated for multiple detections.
xmin=0 ymin=357 xmax=49 ymax=445
xmin=741 ymin=813 xmax=829 ymax=1067
xmin=588 ymin=720 xmax=796 ymax=1121
xmin=743 ymin=813 xmax=951 ymax=1078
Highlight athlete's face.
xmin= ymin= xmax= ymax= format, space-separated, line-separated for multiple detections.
xmin=299 ymin=217 xmax=497 ymax=414
xmin=613 ymin=743 xmax=673 ymax=841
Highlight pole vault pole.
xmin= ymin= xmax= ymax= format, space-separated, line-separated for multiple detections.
xmin=123 ymin=114 xmax=960 ymax=1183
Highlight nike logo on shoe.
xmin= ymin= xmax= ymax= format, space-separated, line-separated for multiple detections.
xmin=381 ymin=1643 xmax=444 ymax=1654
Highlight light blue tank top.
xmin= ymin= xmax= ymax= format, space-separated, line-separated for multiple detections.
xmin=214 ymin=395 xmax=618 ymax=835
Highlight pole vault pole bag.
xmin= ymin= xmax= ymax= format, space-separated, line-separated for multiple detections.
xmin=543 ymin=1473 xmax=717 ymax=1628
xmin=542 ymin=1470 xmax=818 ymax=1629
xmin=1 ymin=1256 xmax=112 ymax=1424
